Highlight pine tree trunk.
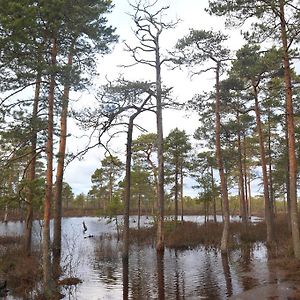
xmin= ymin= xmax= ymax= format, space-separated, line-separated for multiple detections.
xmin=252 ymin=82 xmax=275 ymax=243
xmin=24 ymin=75 xmax=41 ymax=256
xmin=53 ymin=50 xmax=73 ymax=278
xmin=180 ymin=165 xmax=184 ymax=223
xmin=43 ymin=36 xmax=57 ymax=294
xmin=279 ymin=0 xmax=300 ymax=259
xmin=247 ymin=169 xmax=252 ymax=219
xmin=237 ymin=112 xmax=247 ymax=225
xmin=138 ymin=193 xmax=141 ymax=230
xmin=215 ymin=62 xmax=230 ymax=252
xmin=146 ymin=152 xmax=158 ymax=211
xmin=210 ymin=165 xmax=217 ymax=223
xmin=174 ymin=163 xmax=179 ymax=223
xmin=155 ymin=38 xmax=164 ymax=253
xmin=267 ymin=110 xmax=275 ymax=217
xmin=285 ymin=112 xmax=291 ymax=229
xmin=123 ymin=118 xmax=134 ymax=259
xmin=242 ymin=135 xmax=249 ymax=219
xmin=123 ymin=97 xmax=150 ymax=257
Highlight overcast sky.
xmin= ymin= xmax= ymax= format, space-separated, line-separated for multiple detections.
xmin=64 ymin=0 xmax=245 ymax=196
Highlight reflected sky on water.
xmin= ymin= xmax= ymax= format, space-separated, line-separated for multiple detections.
xmin=1 ymin=216 xmax=288 ymax=300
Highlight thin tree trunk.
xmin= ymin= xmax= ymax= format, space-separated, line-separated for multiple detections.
xmin=174 ymin=163 xmax=179 ymax=222
xmin=24 ymin=74 xmax=41 ymax=256
xmin=53 ymin=50 xmax=73 ymax=278
xmin=109 ymin=173 xmax=113 ymax=204
xmin=237 ymin=112 xmax=247 ymax=225
xmin=123 ymin=97 xmax=150 ymax=258
xmin=146 ymin=152 xmax=158 ymax=211
xmin=155 ymin=36 xmax=164 ymax=253
xmin=138 ymin=193 xmax=141 ymax=230
xmin=43 ymin=36 xmax=57 ymax=294
xmin=210 ymin=165 xmax=217 ymax=223
xmin=279 ymin=0 xmax=300 ymax=259
xmin=252 ymin=82 xmax=275 ymax=243
xmin=180 ymin=165 xmax=184 ymax=223
xmin=123 ymin=118 xmax=134 ymax=259
xmin=247 ymin=169 xmax=252 ymax=219
xmin=215 ymin=62 xmax=230 ymax=252
xmin=4 ymin=204 xmax=8 ymax=223
xmin=267 ymin=109 xmax=275 ymax=217
xmin=285 ymin=105 xmax=291 ymax=229
xmin=242 ymin=135 xmax=249 ymax=219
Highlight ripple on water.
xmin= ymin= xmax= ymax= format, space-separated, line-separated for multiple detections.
xmin=1 ymin=216 xmax=276 ymax=300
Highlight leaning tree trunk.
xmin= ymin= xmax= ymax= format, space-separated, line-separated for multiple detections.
xmin=279 ymin=0 xmax=300 ymax=259
xmin=123 ymin=96 xmax=150 ymax=259
xmin=252 ymin=82 xmax=275 ymax=243
xmin=53 ymin=50 xmax=73 ymax=278
xmin=43 ymin=36 xmax=57 ymax=294
xmin=24 ymin=74 xmax=41 ymax=256
xmin=215 ymin=62 xmax=230 ymax=252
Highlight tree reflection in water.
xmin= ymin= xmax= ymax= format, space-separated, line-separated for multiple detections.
xmin=91 ymin=240 xmax=268 ymax=300
xmin=221 ymin=252 xmax=233 ymax=298
xmin=122 ymin=256 xmax=129 ymax=300
xmin=157 ymin=251 xmax=165 ymax=300
xmin=0 ymin=218 xmax=275 ymax=299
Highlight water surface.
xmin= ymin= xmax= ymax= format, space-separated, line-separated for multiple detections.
xmin=0 ymin=216 xmax=294 ymax=299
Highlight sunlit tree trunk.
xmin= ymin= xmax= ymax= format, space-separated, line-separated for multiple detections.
xmin=53 ymin=50 xmax=73 ymax=278
xmin=279 ymin=0 xmax=300 ymax=259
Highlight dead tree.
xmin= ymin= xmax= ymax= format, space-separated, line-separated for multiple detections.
xmin=126 ymin=0 xmax=178 ymax=252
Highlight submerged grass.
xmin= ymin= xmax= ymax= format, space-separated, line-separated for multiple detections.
xmin=129 ymin=216 xmax=296 ymax=255
xmin=0 ymin=243 xmax=42 ymax=298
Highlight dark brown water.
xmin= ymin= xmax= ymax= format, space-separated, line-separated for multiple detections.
xmin=1 ymin=216 xmax=297 ymax=299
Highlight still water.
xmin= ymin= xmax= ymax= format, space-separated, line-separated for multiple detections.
xmin=0 ymin=216 xmax=293 ymax=299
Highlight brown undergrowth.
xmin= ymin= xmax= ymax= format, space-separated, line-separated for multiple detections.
xmin=129 ymin=216 xmax=295 ymax=254
xmin=0 ymin=242 xmax=42 ymax=298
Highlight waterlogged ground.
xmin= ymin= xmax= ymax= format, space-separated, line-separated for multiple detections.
xmin=1 ymin=216 xmax=300 ymax=299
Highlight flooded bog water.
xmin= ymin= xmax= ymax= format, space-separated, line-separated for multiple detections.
xmin=0 ymin=216 xmax=297 ymax=299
